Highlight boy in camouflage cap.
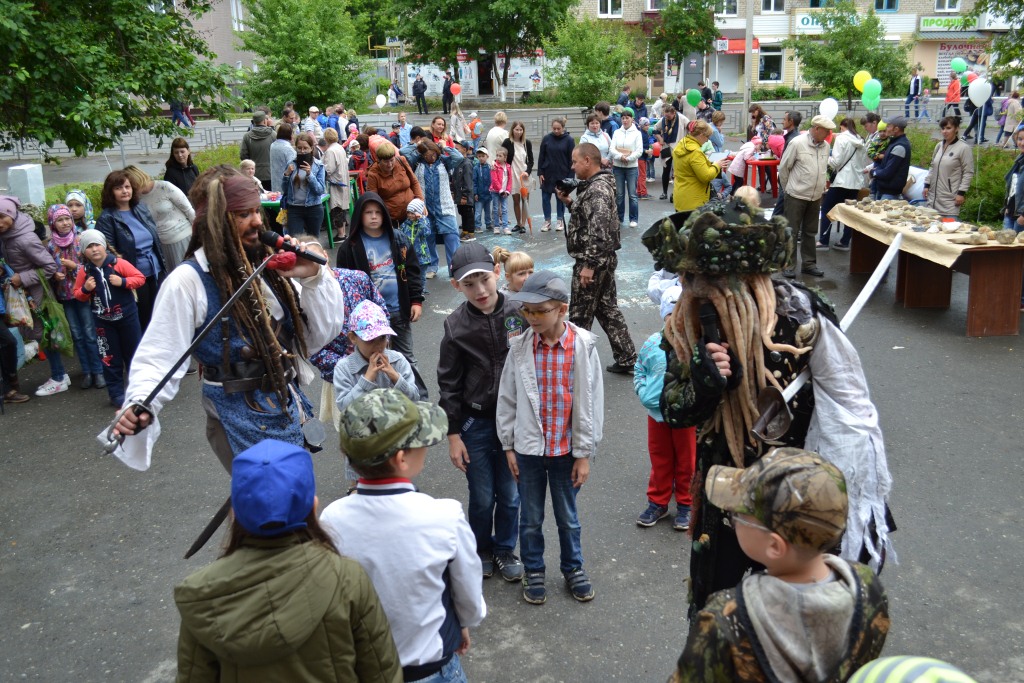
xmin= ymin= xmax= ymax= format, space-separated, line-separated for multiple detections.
xmin=672 ymin=447 xmax=890 ymax=683
xmin=319 ymin=389 xmax=486 ymax=682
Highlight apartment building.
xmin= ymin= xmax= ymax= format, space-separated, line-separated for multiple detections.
xmin=576 ymin=0 xmax=1013 ymax=93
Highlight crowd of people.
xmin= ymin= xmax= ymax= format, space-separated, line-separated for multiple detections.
xmin=4 ymin=83 xmax=1021 ymax=682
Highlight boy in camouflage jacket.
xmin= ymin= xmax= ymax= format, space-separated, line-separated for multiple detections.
xmin=672 ymin=448 xmax=890 ymax=683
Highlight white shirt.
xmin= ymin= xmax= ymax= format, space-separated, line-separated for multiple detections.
xmin=109 ymin=248 xmax=344 ymax=471
xmin=320 ymin=482 xmax=486 ymax=668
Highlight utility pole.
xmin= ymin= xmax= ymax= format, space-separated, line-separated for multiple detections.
xmin=743 ymin=0 xmax=754 ymax=132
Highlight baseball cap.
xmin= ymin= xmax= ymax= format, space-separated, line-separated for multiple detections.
xmin=507 ymin=270 xmax=569 ymax=304
xmin=810 ymin=114 xmax=837 ymax=130
xmin=391 ymin=122 xmax=401 ymax=129
xmin=455 ymin=138 xmax=473 ymax=149
xmin=339 ymin=389 xmax=448 ymax=466
xmin=706 ymin=447 xmax=848 ymax=551
xmin=469 ymin=111 xmax=478 ymax=118
xmin=622 ymin=107 xmax=635 ymax=118
xmin=349 ymin=300 xmax=396 ymax=341
xmin=309 ymin=106 xmax=319 ymax=113
xmin=79 ymin=229 xmax=107 ymax=249
xmin=449 ymin=242 xmax=496 ymax=281
xmin=475 ymin=147 xmax=490 ymax=157
xmin=887 ymin=116 xmax=909 ymax=130
xmin=231 ymin=440 xmax=315 ymax=537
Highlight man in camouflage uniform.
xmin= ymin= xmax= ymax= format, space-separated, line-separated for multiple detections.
xmin=558 ymin=142 xmax=637 ymax=374
xmin=672 ymin=448 xmax=890 ymax=683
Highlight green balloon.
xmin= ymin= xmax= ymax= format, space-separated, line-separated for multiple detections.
xmin=862 ymin=94 xmax=880 ymax=110
xmin=951 ymin=57 xmax=967 ymax=73
xmin=960 ymin=75 xmax=968 ymax=88
xmin=686 ymin=88 xmax=701 ymax=107
xmin=862 ymin=78 xmax=882 ymax=98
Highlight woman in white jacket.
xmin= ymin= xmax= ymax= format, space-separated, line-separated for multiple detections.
xmin=609 ymin=108 xmax=644 ymax=227
xmin=819 ymin=118 xmax=869 ymax=250
xmin=580 ymin=113 xmax=612 ymax=166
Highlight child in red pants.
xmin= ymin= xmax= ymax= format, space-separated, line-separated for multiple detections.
xmin=633 ymin=284 xmax=696 ymax=529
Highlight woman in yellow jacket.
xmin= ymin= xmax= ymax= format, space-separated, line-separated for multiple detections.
xmin=673 ymin=120 xmax=724 ymax=212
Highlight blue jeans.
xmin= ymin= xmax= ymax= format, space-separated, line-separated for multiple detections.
xmin=1006 ymin=215 xmax=1022 ymax=232
xmin=62 ymin=298 xmax=103 ymax=375
xmin=904 ymin=94 xmax=919 ymax=119
xmin=475 ymin=195 xmax=493 ymax=228
xmin=428 ymin=219 xmax=460 ymax=277
xmin=171 ymin=110 xmax=192 ymax=128
xmin=541 ymin=189 xmax=566 ymax=223
xmin=491 ymin=192 xmax=510 ymax=230
xmin=613 ymin=166 xmax=639 ymax=223
xmin=410 ymin=654 xmax=467 ymax=683
xmin=460 ymin=418 xmax=520 ymax=556
xmin=286 ymin=203 xmax=325 ymax=238
xmin=516 ymin=453 xmax=583 ymax=574
xmin=46 ymin=347 xmax=66 ymax=382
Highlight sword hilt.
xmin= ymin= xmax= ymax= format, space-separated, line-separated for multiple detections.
xmin=100 ymin=402 xmax=152 ymax=455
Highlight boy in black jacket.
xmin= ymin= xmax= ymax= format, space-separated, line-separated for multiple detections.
xmin=453 ymin=139 xmax=476 ymax=241
xmin=438 ymin=243 xmax=526 ymax=582
xmin=336 ymin=192 xmax=424 ymax=371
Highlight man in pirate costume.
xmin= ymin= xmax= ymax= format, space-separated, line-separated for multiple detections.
xmin=642 ymin=197 xmax=895 ymax=619
xmin=110 ymin=168 xmax=344 ymax=472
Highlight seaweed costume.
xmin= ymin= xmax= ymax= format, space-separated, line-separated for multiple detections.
xmin=642 ymin=198 xmax=895 ymax=619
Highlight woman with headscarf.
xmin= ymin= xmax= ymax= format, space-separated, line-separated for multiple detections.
xmin=95 ymin=170 xmax=167 ymax=331
xmin=123 ymin=165 xmax=196 ymax=271
xmin=672 ymin=121 xmax=724 ymax=212
xmin=0 ymin=196 xmax=68 ymax=396
xmin=164 ymin=137 xmax=200 ymax=197
xmin=65 ymin=189 xmax=96 ymax=231
xmin=109 ymin=168 xmax=345 ymax=473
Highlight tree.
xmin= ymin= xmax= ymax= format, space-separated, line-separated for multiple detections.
xmin=648 ymin=0 xmax=719 ymax=77
xmin=967 ymin=0 xmax=1024 ymax=82
xmin=544 ymin=17 xmax=650 ymax=107
xmin=0 ymin=0 xmax=238 ymax=156
xmin=388 ymin=0 xmax=577 ymax=101
xmin=784 ymin=2 xmax=910 ymax=110
xmin=239 ymin=0 xmax=369 ymax=111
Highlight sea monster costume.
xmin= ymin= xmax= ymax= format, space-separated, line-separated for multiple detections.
xmin=642 ymin=198 xmax=895 ymax=619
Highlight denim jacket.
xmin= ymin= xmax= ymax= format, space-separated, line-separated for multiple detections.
xmin=281 ymin=160 xmax=326 ymax=208
xmin=473 ymin=160 xmax=492 ymax=197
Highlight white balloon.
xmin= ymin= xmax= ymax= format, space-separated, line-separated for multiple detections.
xmin=819 ymin=97 xmax=839 ymax=120
xmin=967 ymin=78 xmax=992 ymax=108
xmin=375 ymin=93 xmax=387 ymax=108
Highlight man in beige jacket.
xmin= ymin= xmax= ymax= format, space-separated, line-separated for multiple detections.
xmin=778 ymin=115 xmax=835 ymax=278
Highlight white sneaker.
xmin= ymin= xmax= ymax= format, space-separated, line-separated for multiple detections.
xmin=503 ymin=228 xmax=512 ymax=235
xmin=493 ymin=227 xmax=501 ymax=235
xmin=541 ymin=221 xmax=551 ymax=232
xmin=556 ymin=220 xmax=565 ymax=232
xmin=629 ymin=221 xmax=638 ymax=228
xmin=35 ymin=374 xmax=70 ymax=397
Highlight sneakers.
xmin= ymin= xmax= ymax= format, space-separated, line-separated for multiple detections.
xmin=629 ymin=221 xmax=638 ymax=228
xmin=480 ymin=552 xmax=494 ymax=579
xmin=502 ymin=228 xmax=512 ymax=235
xmin=93 ymin=373 xmax=107 ymax=389
xmin=674 ymin=506 xmax=692 ymax=531
xmin=493 ymin=551 xmax=525 ymax=582
xmin=460 ymin=232 xmax=477 ymax=242
xmin=493 ymin=227 xmax=501 ymax=235
xmin=523 ymin=572 xmax=546 ymax=604
xmin=832 ymin=243 xmax=850 ymax=252
xmin=426 ymin=271 xmax=437 ymax=279
xmin=81 ymin=373 xmax=94 ymax=390
xmin=816 ymin=241 xmax=830 ymax=250
xmin=563 ymin=568 xmax=595 ymax=602
xmin=512 ymin=225 xmax=527 ymax=234
xmin=605 ymin=362 xmax=634 ymax=375
xmin=35 ymin=374 xmax=70 ymax=397
xmin=801 ymin=266 xmax=825 ymax=277
xmin=782 ymin=269 xmax=796 ymax=279
xmin=541 ymin=221 xmax=551 ymax=232
xmin=555 ymin=220 xmax=565 ymax=232
xmin=659 ymin=193 xmax=668 ymax=200
xmin=637 ymin=503 xmax=669 ymax=527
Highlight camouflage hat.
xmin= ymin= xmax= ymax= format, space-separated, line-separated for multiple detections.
xmin=706 ymin=447 xmax=848 ymax=551
xmin=339 ymin=389 xmax=448 ymax=466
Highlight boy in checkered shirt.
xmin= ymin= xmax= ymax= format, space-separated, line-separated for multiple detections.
xmin=497 ymin=271 xmax=604 ymax=605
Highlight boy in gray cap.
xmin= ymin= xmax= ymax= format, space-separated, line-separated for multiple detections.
xmin=320 ymin=388 xmax=486 ymax=683
xmin=497 ymin=270 xmax=604 ymax=604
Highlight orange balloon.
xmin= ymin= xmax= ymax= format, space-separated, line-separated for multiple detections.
xmin=450 ymin=83 xmax=462 ymax=96
xmin=652 ymin=142 xmax=662 ymax=157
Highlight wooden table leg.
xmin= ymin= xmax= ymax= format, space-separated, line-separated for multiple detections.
xmin=849 ymin=230 xmax=887 ymax=274
xmin=900 ymin=252 xmax=952 ymax=308
xmin=964 ymin=250 xmax=1024 ymax=337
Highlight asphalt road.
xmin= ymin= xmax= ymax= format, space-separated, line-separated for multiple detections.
xmin=2 ymin=190 xmax=1023 ymax=682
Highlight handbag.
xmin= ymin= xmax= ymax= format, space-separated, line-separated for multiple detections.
xmin=33 ymin=269 xmax=74 ymax=356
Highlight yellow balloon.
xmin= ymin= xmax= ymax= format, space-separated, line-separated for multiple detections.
xmin=853 ymin=70 xmax=872 ymax=93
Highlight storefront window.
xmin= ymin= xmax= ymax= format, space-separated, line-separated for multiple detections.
xmin=759 ymin=47 xmax=783 ymax=82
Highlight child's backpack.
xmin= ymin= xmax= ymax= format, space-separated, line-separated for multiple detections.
xmin=399 ymin=216 xmax=432 ymax=266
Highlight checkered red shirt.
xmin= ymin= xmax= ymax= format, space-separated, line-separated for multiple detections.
xmin=534 ymin=324 xmax=575 ymax=457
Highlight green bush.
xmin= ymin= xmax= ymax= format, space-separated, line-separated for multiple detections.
xmin=192 ymin=144 xmax=242 ymax=171
xmin=44 ymin=183 xmax=104 ymax=212
xmin=751 ymin=86 xmax=799 ymax=101
xmin=904 ymin=124 xmax=1016 ymax=225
